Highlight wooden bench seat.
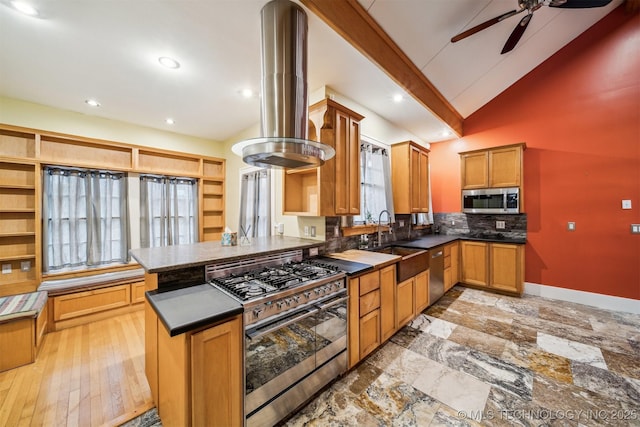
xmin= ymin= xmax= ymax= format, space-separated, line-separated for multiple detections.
xmin=0 ymin=291 xmax=48 ymax=372
xmin=38 ymin=268 xmax=145 ymax=331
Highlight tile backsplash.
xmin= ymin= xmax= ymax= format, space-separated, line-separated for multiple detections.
xmin=322 ymin=212 xmax=527 ymax=254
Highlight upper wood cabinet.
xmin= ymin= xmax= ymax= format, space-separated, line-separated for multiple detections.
xmin=283 ymin=99 xmax=364 ymax=216
xmin=391 ymin=141 xmax=430 ymax=214
xmin=460 ymin=143 xmax=525 ymax=189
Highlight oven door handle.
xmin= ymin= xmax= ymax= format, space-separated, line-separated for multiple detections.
xmin=315 ymin=295 xmax=349 ymax=310
xmin=245 ymin=307 xmax=320 ymax=340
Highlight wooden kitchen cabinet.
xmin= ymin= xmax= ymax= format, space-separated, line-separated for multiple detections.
xmin=391 ymin=141 xmax=430 ymax=213
xmin=460 ymin=143 xmax=525 ymax=190
xmin=191 ymin=315 xmax=243 ymax=427
xmin=283 ymin=98 xmax=363 ymax=216
xmin=460 ymin=241 xmax=489 ymax=287
xmin=414 ymin=270 xmax=430 ymax=314
xmin=347 ymin=264 xmax=395 ymax=368
xmin=444 ymin=242 xmax=459 ymax=292
xmin=396 ymin=277 xmax=414 ymax=328
xmin=460 ymin=240 xmax=524 ymax=295
xmin=490 ymin=243 xmax=524 ymax=294
xmin=379 ymin=265 xmax=396 ymax=342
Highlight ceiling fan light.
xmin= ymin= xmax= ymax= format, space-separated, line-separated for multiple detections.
xmin=158 ymin=56 xmax=180 ymax=69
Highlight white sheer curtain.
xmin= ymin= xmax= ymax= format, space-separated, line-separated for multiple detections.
xmin=354 ymin=141 xmax=395 ymax=225
xmin=140 ymin=175 xmax=198 ymax=248
xmin=42 ymin=167 xmax=129 ymax=272
xmin=239 ymin=169 xmax=271 ymax=237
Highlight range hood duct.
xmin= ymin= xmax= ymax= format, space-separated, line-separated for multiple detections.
xmin=232 ymin=0 xmax=335 ymax=169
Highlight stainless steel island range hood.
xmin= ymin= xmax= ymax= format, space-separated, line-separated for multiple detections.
xmin=232 ymin=0 xmax=335 ymax=169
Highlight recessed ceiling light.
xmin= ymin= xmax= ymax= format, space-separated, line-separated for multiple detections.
xmin=392 ymin=94 xmax=403 ymax=103
xmin=165 ymin=118 xmax=175 ymax=125
xmin=85 ymin=99 xmax=101 ymax=107
xmin=158 ymin=56 xmax=180 ymax=69
xmin=11 ymin=1 xmax=38 ymax=16
xmin=241 ymin=88 xmax=254 ymax=99
xmin=441 ymin=129 xmax=451 ymax=137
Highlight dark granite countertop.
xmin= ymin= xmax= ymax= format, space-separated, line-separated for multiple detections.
xmin=313 ymin=256 xmax=374 ymax=276
xmin=389 ymin=234 xmax=526 ymax=249
xmin=146 ymin=284 xmax=243 ymax=336
xmin=130 ymin=236 xmax=323 ymax=273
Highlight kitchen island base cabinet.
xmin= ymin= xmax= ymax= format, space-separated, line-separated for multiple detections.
xmin=460 ymin=241 xmax=524 ymax=295
xmin=414 ymin=270 xmax=430 ymax=314
xmin=155 ymin=315 xmax=243 ymax=427
xmin=396 ymin=278 xmax=414 ymax=328
xmin=192 ymin=316 xmax=243 ymax=427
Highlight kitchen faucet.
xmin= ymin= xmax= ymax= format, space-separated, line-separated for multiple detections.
xmin=377 ymin=209 xmax=392 ymax=247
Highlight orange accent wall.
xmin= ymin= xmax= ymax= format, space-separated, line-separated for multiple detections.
xmin=430 ymin=6 xmax=640 ymax=300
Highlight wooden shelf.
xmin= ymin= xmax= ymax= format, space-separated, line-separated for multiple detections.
xmin=0 ymin=184 xmax=35 ymax=190
xmin=0 ymin=232 xmax=35 ymax=238
xmin=0 ymin=209 xmax=36 ymax=213
xmin=0 ymin=254 xmax=36 ymax=262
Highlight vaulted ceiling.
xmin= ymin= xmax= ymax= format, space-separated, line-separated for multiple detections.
xmin=0 ymin=0 xmax=628 ymax=144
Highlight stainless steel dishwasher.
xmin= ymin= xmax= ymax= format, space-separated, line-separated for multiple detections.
xmin=430 ymin=248 xmax=445 ymax=304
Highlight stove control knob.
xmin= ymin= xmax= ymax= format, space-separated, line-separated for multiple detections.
xmin=285 ymin=298 xmax=292 ymax=306
xmin=292 ymin=295 xmax=301 ymax=303
xmin=276 ymin=301 xmax=285 ymax=309
xmin=304 ymin=291 xmax=312 ymax=299
xmin=314 ymin=288 xmax=322 ymax=295
xmin=253 ymin=308 xmax=264 ymax=319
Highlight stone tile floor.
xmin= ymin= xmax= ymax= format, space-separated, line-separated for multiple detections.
xmin=286 ymin=286 xmax=640 ymax=426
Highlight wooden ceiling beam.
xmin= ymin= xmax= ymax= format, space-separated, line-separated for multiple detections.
xmin=301 ymin=0 xmax=464 ymax=137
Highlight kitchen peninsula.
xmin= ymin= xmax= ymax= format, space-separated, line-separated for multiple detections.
xmin=130 ymin=236 xmax=326 ymax=427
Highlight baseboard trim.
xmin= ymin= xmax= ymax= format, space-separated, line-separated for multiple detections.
xmin=524 ymin=282 xmax=640 ymax=315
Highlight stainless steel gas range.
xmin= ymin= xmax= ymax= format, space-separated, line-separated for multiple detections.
xmin=206 ymin=250 xmax=348 ymax=427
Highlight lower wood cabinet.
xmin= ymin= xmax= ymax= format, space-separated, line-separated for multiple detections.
xmin=396 ymin=278 xmax=414 ymax=328
xmin=460 ymin=241 xmax=524 ymax=295
xmin=191 ymin=315 xmax=243 ymax=427
xmin=348 ymin=265 xmax=395 ymax=368
xmin=414 ymin=270 xmax=430 ymax=314
xmin=444 ymin=242 xmax=459 ymax=292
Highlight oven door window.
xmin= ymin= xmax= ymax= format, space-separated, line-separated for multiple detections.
xmin=314 ymin=295 xmax=348 ymax=367
xmin=245 ymin=307 xmax=319 ymax=415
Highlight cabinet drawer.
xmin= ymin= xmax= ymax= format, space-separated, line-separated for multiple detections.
xmin=53 ymin=284 xmax=131 ymax=321
xmin=359 ymin=271 xmax=380 ymax=296
xmin=359 ymin=289 xmax=380 ymax=315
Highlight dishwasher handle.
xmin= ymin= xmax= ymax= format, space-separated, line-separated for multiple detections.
xmin=432 ymin=250 xmax=443 ymax=258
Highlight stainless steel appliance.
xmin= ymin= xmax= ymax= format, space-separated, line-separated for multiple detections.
xmin=430 ymin=249 xmax=445 ymax=304
xmin=207 ymin=250 xmax=348 ymax=427
xmin=462 ymin=187 xmax=520 ymax=214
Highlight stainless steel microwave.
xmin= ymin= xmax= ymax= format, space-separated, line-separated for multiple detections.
xmin=462 ymin=187 xmax=520 ymax=214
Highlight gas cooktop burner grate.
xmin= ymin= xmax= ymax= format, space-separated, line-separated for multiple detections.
xmin=209 ymin=259 xmax=342 ymax=302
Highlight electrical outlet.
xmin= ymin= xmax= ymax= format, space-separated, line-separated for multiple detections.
xmin=2 ymin=264 xmax=11 ymax=274
xmin=622 ymin=200 xmax=632 ymax=209
xmin=567 ymin=222 xmax=576 ymax=231
xmin=309 ymin=247 xmax=319 ymax=257
xmin=310 ymin=226 xmax=316 ymax=237
xmin=631 ymin=224 xmax=640 ymax=234
xmin=496 ymin=220 xmax=506 ymax=230
xmin=399 ymin=220 xmax=405 ymax=227
xmin=20 ymin=261 xmax=31 ymax=272
xmin=304 ymin=226 xmax=309 ymax=236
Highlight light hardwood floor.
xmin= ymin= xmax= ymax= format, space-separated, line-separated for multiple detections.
xmin=0 ymin=309 xmax=153 ymax=427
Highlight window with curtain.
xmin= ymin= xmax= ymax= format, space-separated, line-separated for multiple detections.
xmin=353 ymin=139 xmax=395 ymax=225
xmin=42 ymin=167 xmax=129 ymax=272
xmin=140 ymin=175 xmax=198 ymax=248
xmin=239 ymin=169 xmax=271 ymax=238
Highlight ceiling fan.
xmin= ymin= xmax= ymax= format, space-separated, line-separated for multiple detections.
xmin=451 ymin=0 xmax=613 ymax=54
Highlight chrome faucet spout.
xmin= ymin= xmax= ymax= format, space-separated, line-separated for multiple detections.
xmin=377 ymin=209 xmax=392 ymax=247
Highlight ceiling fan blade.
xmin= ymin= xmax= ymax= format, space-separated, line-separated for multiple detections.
xmin=451 ymin=9 xmax=522 ymax=43
xmin=549 ymin=0 xmax=613 ymax=8
xmin=501 ymin=13 xmax=532 ymax=54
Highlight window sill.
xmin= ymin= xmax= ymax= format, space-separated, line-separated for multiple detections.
xmin=341 ymin=225 xmax=390 ymax=237
xmin=42 ymin=261 xmax=140 ymax=281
